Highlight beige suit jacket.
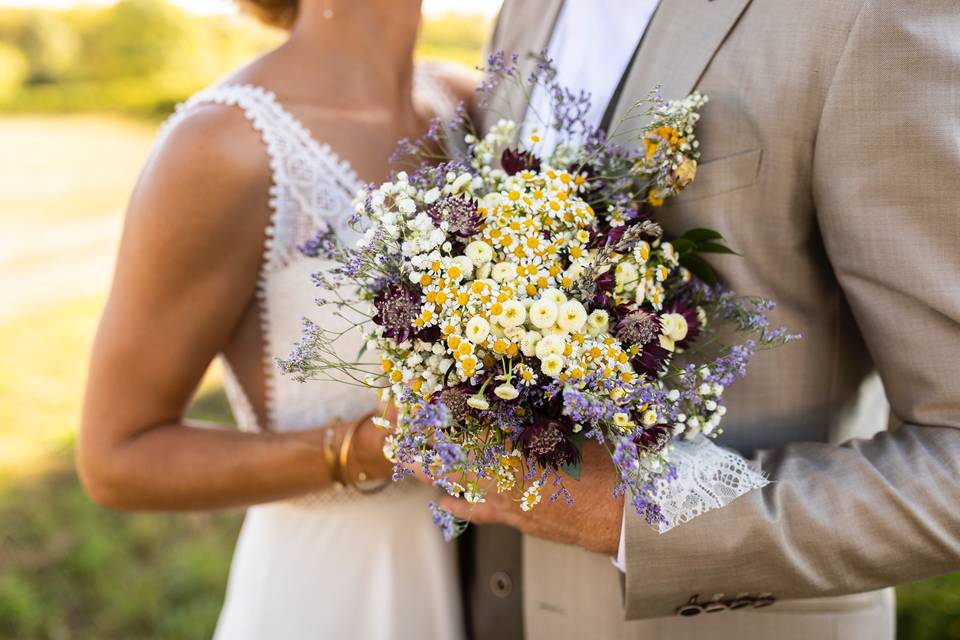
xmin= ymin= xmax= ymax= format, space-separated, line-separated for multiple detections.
xmin=482 ymin=0 xmax=960 ymax=637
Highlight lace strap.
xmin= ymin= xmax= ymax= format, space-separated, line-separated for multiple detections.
xmin=164 ymin=84 xmax=298 ymax=268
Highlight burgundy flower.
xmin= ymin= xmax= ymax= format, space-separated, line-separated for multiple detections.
xmin=372 ymin=282 xmax=421 ymax=342
xmin=501 ymin=148 xmax=541 ymax=176
xmin=417 ymin=324 xmax=442 ymax=343
xmin=426 ymin=194 xmax=481 ymax=238
xmin=631 ymin=340 xmax=671 ymax=378
xmin=595 ymin=270 xmax=615 ymax=293
xmin=517 ymin=414 xmax=580 ymax=469
xmin=633 ymin=424 xmax=672 ymax=453
xmin=604 ymin=225 xmax=627 ymax=247
xmin=590 ymin=271 xmax=617 ymax=309
xmin=439 ymin=384 xmax=475 ymax=422
xmin=616 ymin=309 xmax=661 ymax=347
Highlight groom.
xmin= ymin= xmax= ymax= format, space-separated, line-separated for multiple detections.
xmin=449 ymin=0 xmax=960 ymax=638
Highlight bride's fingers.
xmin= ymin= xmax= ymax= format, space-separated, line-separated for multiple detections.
xmin=438 ymin=495 xmax=498 ymax=524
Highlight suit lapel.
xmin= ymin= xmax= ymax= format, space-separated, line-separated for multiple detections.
xmin=610 ymin=0 xmax=754 ymax=126
xmin=495 ymin=0 xmax=565 ymax=124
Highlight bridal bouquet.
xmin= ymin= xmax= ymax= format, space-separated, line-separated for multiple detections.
xmin=282 ymin=53 xmax=796 ymax=538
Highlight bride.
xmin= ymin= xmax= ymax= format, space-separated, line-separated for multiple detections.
xmin=78 ymin=1 xmax=473 ymax=637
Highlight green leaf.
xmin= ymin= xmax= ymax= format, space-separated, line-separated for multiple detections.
xmin=356 ymin=342 xmax=368 ymax=359
xmin=681 ymin=228 xmax=724 ymax=244
xmin=560 ymin=433 xmax=584 ymax=480
xmin=560 ymin=460 xmax=581 ymax=481
xmin=696 ymin=241 xmax=739 ymax=256
xmin=671 ymin=238 xmax=697 ymax=255
xmin=680 ymin=253 xmax=719 ymax=287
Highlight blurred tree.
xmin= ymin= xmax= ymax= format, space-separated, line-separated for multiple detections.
xmin=82 ymin=0 xmax=191 ymax=81
xmin=0 ymin=41 xmax=28 ymax=97
xmin=17 ymin=11 xmax=79 ymax=83
xmin=417 ymin=13 xmax=486 ymax=66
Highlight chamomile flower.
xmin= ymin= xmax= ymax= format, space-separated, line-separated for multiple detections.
xmin=520 ymin=483 xmax=543 ymax=511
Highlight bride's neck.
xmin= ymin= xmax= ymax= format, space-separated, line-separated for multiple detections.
xmin=282 ymin=0 xmax=422 ymax=110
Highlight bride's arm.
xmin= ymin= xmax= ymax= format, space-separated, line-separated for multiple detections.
xmin=78 ymin=107 xmax=389 ymax=511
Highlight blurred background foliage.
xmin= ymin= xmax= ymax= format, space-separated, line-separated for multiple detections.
xmin=0 ymin=1 xmax=957 ymax=638
xmin=0 ymin=0 xmax=484 ymax=116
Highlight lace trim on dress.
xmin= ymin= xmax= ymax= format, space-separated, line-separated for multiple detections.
xmin=653 ymin=435 xmax=769 ymax=533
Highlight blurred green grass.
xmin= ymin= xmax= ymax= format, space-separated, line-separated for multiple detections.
xmin=0 ymin=1 xmax=958 ymax=638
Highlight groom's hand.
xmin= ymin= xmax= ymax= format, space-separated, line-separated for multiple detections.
xmin=439 ymin=441 xmax=624 ymax=556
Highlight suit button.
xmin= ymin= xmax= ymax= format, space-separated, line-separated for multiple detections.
xmin=677 ymin=603 xmax=704 ymax=617
xmin=489 ymin=571 xmax=513 ymax=598
xmin=704 ymin=601 xmax=729 ymax=613
xmin=753 ymin=595 xmax=775 ymax=608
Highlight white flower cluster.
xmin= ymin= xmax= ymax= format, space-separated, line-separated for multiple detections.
xmin=668 ymin=367 xmax=727 ymax=439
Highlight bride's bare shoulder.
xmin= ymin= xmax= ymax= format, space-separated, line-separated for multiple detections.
xmin=154 ymin=102 xmax=267 ymax=185
xmin=127 ymin=102 xmax=271 ymax=249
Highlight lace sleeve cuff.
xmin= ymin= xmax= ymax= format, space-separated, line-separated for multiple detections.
xmin=653 ymin=435 xmax=768 ymax=534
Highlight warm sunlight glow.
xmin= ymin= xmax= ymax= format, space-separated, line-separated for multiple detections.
xmin=0 ymin=0 xmax=502 ymax=16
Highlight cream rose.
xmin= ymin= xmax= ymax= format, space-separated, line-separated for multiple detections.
xmin=534 ymin=334 xmax=565 ymax=359
xmin=556 ymin=299 xmax=587 ymax=332
xmin=528 ymin=298 xmax=559 ymax=329
xmin=465 ymin=316 xmax=490 ymax=344
xmin=497 ymin=299 xmax=527 ymax=328
xmin=465 ymin=240 xmax=493 ymax=265
xmin=540 ymin=354 xmax=565 ymax=378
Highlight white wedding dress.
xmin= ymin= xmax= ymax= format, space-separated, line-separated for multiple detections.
xmin=164 ymin=80 xmax=465 ymax=640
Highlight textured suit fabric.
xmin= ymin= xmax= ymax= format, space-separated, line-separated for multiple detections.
xmin=465 ymin=0 xmax=960 ymax=637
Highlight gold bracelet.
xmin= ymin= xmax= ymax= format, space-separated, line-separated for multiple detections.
xmin=338 ymin=415 xmax=390 ymax=496
xmin=322 ymin=423 xmax=344 ymax=490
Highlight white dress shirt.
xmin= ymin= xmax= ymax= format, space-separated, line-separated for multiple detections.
xmin=521 ymin=0 xmax=660 ymax=571
xmin=523 ymin=0 xmax=660 ymax=154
